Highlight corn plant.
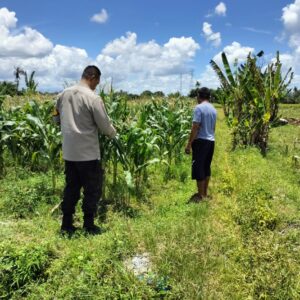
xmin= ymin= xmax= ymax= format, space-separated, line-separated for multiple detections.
xmin=24 ymin=101 xmax=61 ymax=191
xmin=138 ymin=99 xmax=191 ymax=177
xmin=100 ymin=92 xmax=166 ymax=197
xmin=210 ymin=51 xmax=293 ymax=154
xmin=1 ymin=100 xmax=61 ymax=190
xmin=99 ymin=91 xmax=131 ymax=200
xmin=122 ymin=123 xmax=162 ymax=194
xmin=0 ymin=91 xmax=5 ymax=178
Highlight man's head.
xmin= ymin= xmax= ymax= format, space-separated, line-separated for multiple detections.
xmin=81 ymin=65 xmax=101 ymax=90
xmin=197 ymin=87 xmax=211 ymax=103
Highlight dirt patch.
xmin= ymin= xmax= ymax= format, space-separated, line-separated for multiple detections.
xmin=286 ymin=118 xmax=300 ymax=126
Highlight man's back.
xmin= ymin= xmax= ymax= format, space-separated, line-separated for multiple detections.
xmin=193 ymin=102 xmax=217 ymax=141
xmin=56 ymin=82 xmax=116 ymax=161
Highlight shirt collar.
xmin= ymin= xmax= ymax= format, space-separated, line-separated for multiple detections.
xmin=77 ymin=80 xmax=92 ymax=90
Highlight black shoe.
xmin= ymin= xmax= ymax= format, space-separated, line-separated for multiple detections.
xmin=60 ymin=225 xmax=78 ymax=236
xmin=83 ymin=224 xmax=102 ymax=235
xmin=83 ymin=214 xmax=102 ymax=235
xmin=61 ymin=215 xmax=77 ymax=236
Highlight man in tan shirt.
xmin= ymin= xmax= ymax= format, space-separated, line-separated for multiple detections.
xmin=54 ymin=65 xmax=116 ymax=235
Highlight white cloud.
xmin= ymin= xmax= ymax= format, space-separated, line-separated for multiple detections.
xmin=0 ymin=7 xmax=17 ymax=28
xmin=213 ymin=42 xmax=254 ymax=65
xmin=197 ymin=65 xmax=220 ymax=89
xmin=0 ymin=44 xmax=90 ymax=90
xmin=0 ymin=7 xmax=53 ymax=58
xmin=215 ymin=2 xmax=227 ymax=16
xmin=91 ymin=9 xmax=109 ymax=24
xmin=281 ymin=0 xmax=300 ymax=51
xmin=96 ymin=32 xmax=200 ymax=93
xmin=0 ymin=7 xmax=92 ymax=90
xmin=242 ymin=27 xmax=272 ymax=35
xmin=197 ymin=42 xmax=255 ymax=89
xmin=281 ymin=0 xmax=300 ymax=50
xmin=282 ymin=0 xmax=300 ymax=31
xmin=0 ymin=7 xmax=200 ymax=94
xmin=202 ymin=22 xmax=221 ymax=47
xmin=279 ymin=0 xmax=300 ymax=87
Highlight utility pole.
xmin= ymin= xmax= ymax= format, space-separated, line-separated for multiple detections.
xmin=110 ymin=77 xmax=114 ymax=93
xmin=189 ymin=69 xmax=194 ymax=91
xmin=179 ymin=73 xmax=182 ymax=95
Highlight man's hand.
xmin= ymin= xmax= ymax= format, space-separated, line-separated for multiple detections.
xmin=185 ymin=144 xmax=191 ymax=155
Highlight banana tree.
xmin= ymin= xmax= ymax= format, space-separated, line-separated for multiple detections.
xmin=210 ymin=51 xmax=293 ymax=154
xmin=24 ymin=71 xmax=38 ymax=95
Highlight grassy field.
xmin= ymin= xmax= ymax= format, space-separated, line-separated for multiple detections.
xmin=0 ymin=103 xmax=299 ymax=299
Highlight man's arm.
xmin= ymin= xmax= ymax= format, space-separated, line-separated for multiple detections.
xmin=185 ymin=122 xmax=200 ymax=154
xmin=92 ymin=97 xmax=117 ymax=138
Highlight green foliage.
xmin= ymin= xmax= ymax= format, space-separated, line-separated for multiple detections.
xmin=1 ymin=177 xmax=59 ymax=218
xmin=211 ymin=51 xmax=293 ymax=154
xmin=0 ymin=89 xmax=5 ymax=178
xmin=24 ymin=71 xmax=38 ymax=95
xmin=233 ymin=233 xmax=299 ymax=300
xmin=167 ymin=91 xmax=182 ymax=98
xmin=98 ymin=92 xmax=191 ymax=199
xmin=217 ymin=170 xmax=235 ymax=196
xmin=0 ymin=81 xmax=18 ymax=96
xmin=140 ymin=90 xmax=153 ymax=98
xmin=0 ymin=96 xmax=299 ymax=299
xmin=284 ymin=87 xmax=300 ymax=104
xmin=234 ymin=186 xmax=278 ymax=236
xmin=1 ymin=100 xmax=62 ymax=190
xmin=188 ymin=80 xmax=201 ymax=98
xmin=0 ymin=242 xmax=52 ymax=299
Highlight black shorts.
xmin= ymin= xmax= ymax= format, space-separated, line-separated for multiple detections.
xmin=192 ymin=138 xmax=215 ymax=181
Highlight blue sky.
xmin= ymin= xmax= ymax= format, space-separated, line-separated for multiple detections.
xmin=0 ymin=0 xmax=299 ymax=94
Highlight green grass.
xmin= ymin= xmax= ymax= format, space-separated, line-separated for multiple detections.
xmin=279 ymin=103 xmax=300 ymax=119
xmin=0 ymin=104 xmax=299 ymax=299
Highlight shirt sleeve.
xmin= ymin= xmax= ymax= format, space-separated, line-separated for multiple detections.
xmin=92 ymin=97 xmax=117 ymax=138
xmin=192 ymin=106 xmax=202 ymax=124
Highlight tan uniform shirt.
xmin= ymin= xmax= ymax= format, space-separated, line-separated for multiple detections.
xmin=54 ymin=82 xmax=116 ymax=161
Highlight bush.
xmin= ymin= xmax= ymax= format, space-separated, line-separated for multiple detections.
xmin=0 ymin=81 xmax=18 ymax=97
xmin=0 ymin=243 xmax=52 ymax=299
xmin=234 ymin=186 xmax=278 ymax=236
xmin=1 ymin=178 xmax=60 ymax=218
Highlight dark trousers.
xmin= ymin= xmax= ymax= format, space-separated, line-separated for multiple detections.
xmin=192 ymin=139 xmax=215 ymax=181
xmin=62 ymin=160 xmax=103 ymax=217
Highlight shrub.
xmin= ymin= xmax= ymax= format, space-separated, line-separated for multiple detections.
xmin=234 ymin=186 xmax=278 ymax=236
xmin=0 ymin=81 xmax=18 ymax=97
xmin=1 ymin=178 xmax=59 ymax=218
xmin=0 ymin=243 xmax=52 ymax=298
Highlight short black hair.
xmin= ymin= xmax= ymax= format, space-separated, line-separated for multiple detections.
xmin=82 ymin=65 xmax=101 ymax=80
xmin=197 ymin=87 xmax=210 ymax=100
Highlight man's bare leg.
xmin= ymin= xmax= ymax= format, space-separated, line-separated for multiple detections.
xmin=204 ymin=176 xmax=210 ymax=197
xmin=197 ymin=180 xmax=206 ymax=198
